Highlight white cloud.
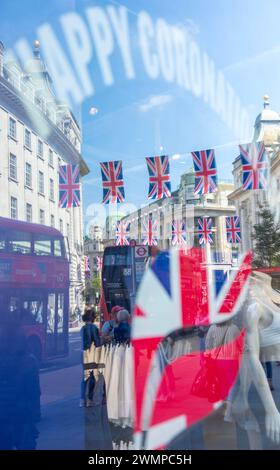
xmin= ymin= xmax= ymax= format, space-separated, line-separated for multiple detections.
xmin=138 ymin=94 xmax=172 ymax=113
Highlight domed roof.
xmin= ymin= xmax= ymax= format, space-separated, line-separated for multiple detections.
xmin=254 ymin=96 xmax=280 ymax=143
xmin=255 ymin=108 xmax=280 ymax=125
xmin=254 ymin=95 xmax=280 ymax=127
xmin=24 ymin=40 xmax=50 ymax=78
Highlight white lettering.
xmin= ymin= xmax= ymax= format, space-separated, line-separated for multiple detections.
xmin=156 ymin=18 xmax=174 ymax=82
xmin=107 ymin=5 xmax=135 ymax=79
xmin=239 ymin=108 xmax=251 ymax=141
xmin=189 ymin=40 xmax=202 ymax=97
xmin=232 ymin=95 xmax=241 ymax=137
xmin=226 ymin=81 xmax=235 ymax=129
xmin=215 ymin=70 xmax=227 ymax=122
xmin=171 ymin=27 xmax=190 ymax=90
xmin=37 ymin=23 xmax=83 ymax=105
xmin=203 ymin=52 xmax=216 ymax=110
xmin=138 ymin=11 xmax=159 ymax=79
xmin=60 ymin=12 xmax=94 ymax=97
xmin=86 ymin=7 xmax=114 ymax=86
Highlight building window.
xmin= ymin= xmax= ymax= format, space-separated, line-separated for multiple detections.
xmin=9 ymin=153 xmax=17 ymax=180
xmin=10 ymin=197 xmax=18 ymax=219
xmin=49 ymin=149 xmax=54 ymax=166
xmin=50 ymin=214 xmax=55 ymax=227
xmin=9 ymin=117 xmax=16 ymax=139
xmin=26 ymin=203 xmax=32 ymax=222
xmin=38 ymin=171 xmax=44 ymax=194
xmin=24 ymin=129 xmax=31 ymax=149
xmin=59 ymin=219 xmax=63 ymax=234
xmin=25 ymin=162 xmax=32 ymax=188
xmin=49 ymin=178 xmax=55 ymax=201
xmin=67 ymin=223 xmax=70 ymax=240
xmin=37 ymin=139 xmax=43 ymax=159
xmin=39 ymin=209 xmax=45 ymax=225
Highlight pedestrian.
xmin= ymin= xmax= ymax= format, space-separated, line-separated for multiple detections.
xmin=101 ymin=305 xmax=123 ymax=343
xmin=80 ymin=308 xmax=102 ymax=407
xmin=114 ymin=309 xmax=131 ymax=344
xmin=0 ymin=324 xmax=41 ymax=449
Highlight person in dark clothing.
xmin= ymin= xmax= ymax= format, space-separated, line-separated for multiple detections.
xmin=81 ymin=309 xmax=101 ymax=351
xmin=114 ymin=309 xmax=131 ymax=344
xmin=80 ymin=308 xmax=102 ymax=407
xmin=0 ymin=324 xmax=41 ymax=449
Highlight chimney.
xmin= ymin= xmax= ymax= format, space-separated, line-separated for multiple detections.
xmin=0 ymin=41 xmax=5 ymax=77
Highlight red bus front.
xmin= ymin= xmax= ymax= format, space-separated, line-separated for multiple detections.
xmin=0 ymin=217 xmax=70 ymax=362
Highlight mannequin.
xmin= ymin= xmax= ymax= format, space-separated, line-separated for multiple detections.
xmin=234 ymin=271 xmax=280 ymax=444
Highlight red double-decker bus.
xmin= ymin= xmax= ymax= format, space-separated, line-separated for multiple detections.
xmin=0 ymin=216 xmax=70 ymax=362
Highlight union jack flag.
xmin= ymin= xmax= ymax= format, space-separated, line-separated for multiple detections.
xmin=142 ymin=216 xmax=158 ymax=246
xmin=171 ymin=220 xmax=187 ymax=246
xmin=100 ymin=160 xmax=125 ymax=204
xmin=133 ymin=248 xmax=252 ymax=450
xmin=95 ymin=256 xmax=103 ymax=271
xmin=191 ymin=149 xmax=218 ymax=195
xmin=146 ymin=156 xmax=171 ymax=200
xmin=84 ymin=256 xmax=90 ymax=279
xmin=115 ymin=221 xmax=130 ymax=246
xmin=197 ymin=217 xmax=214 ymax=245
xmin=59 ymin=164 xmax=80 ymax=208
xmin=239 ymin=142 xmax=268 ymax=190
xmin=226 ymin=216 xmax=241 ymax=244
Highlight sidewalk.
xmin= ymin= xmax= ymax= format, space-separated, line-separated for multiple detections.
xmin=40 ymin=364 xmax=80 ymax=406
xmin=37 ymin=398 xmax=84 ymax=450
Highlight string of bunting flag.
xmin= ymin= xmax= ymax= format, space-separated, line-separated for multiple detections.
xmin=84 ymin=213 xmax=241 ymax=278
xmin=59 ymin=140 xmax=267 ymax=254
xmin=59 ymin=141 xmax=268 ymax=208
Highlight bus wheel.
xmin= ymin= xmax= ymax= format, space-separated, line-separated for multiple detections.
xmin=27 ymin=336 xmax=42 ymax=363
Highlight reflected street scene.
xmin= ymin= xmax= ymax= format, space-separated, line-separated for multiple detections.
xmin=0 ymin=0 xmax=280 ymax=454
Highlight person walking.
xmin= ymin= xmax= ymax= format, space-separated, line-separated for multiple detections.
xmin=80 ymin=308 xmax=102 ymax=407
xmin=101 ymin=305 xmax=123 ymax=343
xmin=114 ymin=309 xmax=131 ymax=344
xmin=0 ymin=324 xmax=41 ymax=449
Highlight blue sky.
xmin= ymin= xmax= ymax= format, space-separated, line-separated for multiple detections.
xmin=1 ymin=0 xmax=280 ymax=230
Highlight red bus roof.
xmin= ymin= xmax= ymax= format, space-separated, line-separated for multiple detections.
xmin=0 ymin=216 xmax=63 ymax=237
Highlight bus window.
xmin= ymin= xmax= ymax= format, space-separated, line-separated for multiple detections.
xmin=46 ymin=293 xmax=55 ymax=355
xmin=104 ymin=252 xmax=132 ymax=266
xmin=8 ymin=230 xmax=31 ymax=254
xmin=34 ymin=234 xmax=52 ymax=256
xmin=57 ymin=293 xmax=67 ymax=355
xmin=47 ymin=293 xmax=55 ymax=333
xmin=22 ymin=299 xmax=43 ymax=324
xmin=54 ymin=239 xmax=63 ymax=257
xmin=57 ymin=293 xmax=64 ymax=333
xmin=9 ymin=296 xmax=21 ymax=322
